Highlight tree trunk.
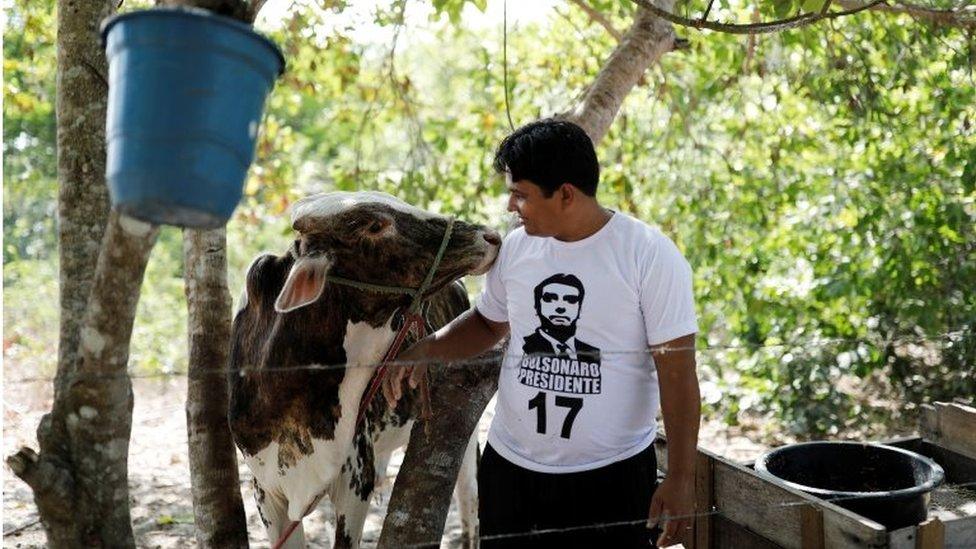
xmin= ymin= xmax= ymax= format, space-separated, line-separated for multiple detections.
xmin=378 ymin=351 xmax=501 ymax=548
xmin=54 ymin=0 xmax=114 ymax=408
xmin=183 ymin=228 xmax=249 ymax=548
xmin=379 ymin=3 xmax=678 ymax=546
xmin=3 ymin=0 xmax=163 ymax=545
xmin=8 ymin=212 xmax=160 ymax=547
xmin=9 ymin=0 xmax=267 ymax=545
xmin=166 ymin=3 xmax=260 ymax=547
xmin=563 ymin=2 xmax=676 ymax=144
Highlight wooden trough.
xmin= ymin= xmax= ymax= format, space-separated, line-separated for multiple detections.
xmin=657 ymin=402 xmax=976 ymax=549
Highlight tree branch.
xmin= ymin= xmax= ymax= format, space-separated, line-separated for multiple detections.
xmin=836 ymin=0 xmax=976 ymax=28
xmin=248 ymin=0 xmax=268 ymax=23
xmin=7 ymin=446 xmax=83 ymax=545
xmin=569 ymin=0 xmax=625 ymax=41
xmin=564 ymin=3 xmax=676 ymax=143
xmin=631 ymin=0 xmax=975 ymax=33
xmin=629 ymin=0 xmax=887 ymax=34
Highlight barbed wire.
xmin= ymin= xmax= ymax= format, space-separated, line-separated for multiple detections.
xmin=395 ymin=480 xmax=976 ymax=548
xmin=3 ymin=330 xmax=971 ymax=385
xmin=4 ymin=470 xmax=973 ymax=543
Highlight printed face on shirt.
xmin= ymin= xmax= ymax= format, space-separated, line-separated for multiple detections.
xmin=539 ymin=283 xmax=581 ymax=326
xmin=532 ymin=274 xmax=586 ymax=342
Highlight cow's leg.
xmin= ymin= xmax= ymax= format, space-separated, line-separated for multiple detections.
xmin=331 ymin=429 xmax=376 ymax=549
xmin=454 ymin=431 xmax=480 ymax=549
xmin=254 ymin=479 xmax=306 ymax=549
xmin=330 ymin=478 xmax=371 ymax=549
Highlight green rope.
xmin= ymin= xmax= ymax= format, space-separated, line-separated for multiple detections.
xmin=326 ymin=217 xmax=456 ymax=314
xmin=326 ymin=276 xmax=417 ymax=296
xmin=410 ymin=217 xmax=455 ymax=312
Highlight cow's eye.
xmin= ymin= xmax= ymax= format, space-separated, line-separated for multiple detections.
xmin=367 ymin=220 xmax=387 ymax=235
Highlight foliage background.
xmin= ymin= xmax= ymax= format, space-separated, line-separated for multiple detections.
xmin=4 ymin=0 xmax=974 ymax=438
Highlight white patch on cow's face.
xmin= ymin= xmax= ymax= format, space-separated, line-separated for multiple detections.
xmin=470 ymin=230 xmax=501 ymax=275
xmin=291 ymin=191 xmax=442 ymax=226
xmin=240 ymin=316 xmax=398 ymax=522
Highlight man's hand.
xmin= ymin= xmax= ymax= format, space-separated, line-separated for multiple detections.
xmin=380 ymin=309 xmax=508 ymax=410
xmin=382 ymin=356 xmax=427 ymax=409
xmin=647 ymin=474 xmax=695 ymax=547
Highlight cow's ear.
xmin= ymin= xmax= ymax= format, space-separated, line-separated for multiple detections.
xmin=274 ymin=254 xmax=333 ymax=313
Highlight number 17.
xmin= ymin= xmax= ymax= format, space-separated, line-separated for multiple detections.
xmin=528 ymin=391 xmax=583 ymax=439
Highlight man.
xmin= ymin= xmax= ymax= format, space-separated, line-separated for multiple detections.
xmin=384 ymin=119 xmax=700 ymax=548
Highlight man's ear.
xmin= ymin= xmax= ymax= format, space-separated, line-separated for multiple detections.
xmin=275 ymin=254 xmax=333 ymax=313
xmin=559 ymin=182 xmax=575 ymax=206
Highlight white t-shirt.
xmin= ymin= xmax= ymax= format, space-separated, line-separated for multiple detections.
xmin=476 ymin=212 xmax=698 ymax=473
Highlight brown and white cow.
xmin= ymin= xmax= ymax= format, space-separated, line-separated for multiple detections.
xmin=229 ymin=191 xmax=500 ymax=548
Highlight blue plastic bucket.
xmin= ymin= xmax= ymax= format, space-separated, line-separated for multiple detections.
xmin=101 ymin=8 xmax=284 ymax=228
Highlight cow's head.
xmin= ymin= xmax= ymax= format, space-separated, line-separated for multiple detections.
xmin=271 ymin=191 xmax=501 ymax=314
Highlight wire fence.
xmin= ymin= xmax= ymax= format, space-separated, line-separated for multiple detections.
xmin=4 ymin=328 xmax=973 ymax=542
xmin=398 ymin=476 xmax=976 ymax=546
xmin=4 ymin=466 xmax=974 ymax=543
xmin=3 ymin=329 xmax=972 ymax=385
xmin=398 ymin=475 xmax=976 ymax=546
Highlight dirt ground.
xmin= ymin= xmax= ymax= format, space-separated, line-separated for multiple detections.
xmin=3 ymin=377 xmax=768 ymax=548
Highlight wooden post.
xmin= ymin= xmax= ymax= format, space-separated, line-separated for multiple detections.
xmin=691 ymin=452 xmax=714 ymax=549
xmin=915 ymin=517 xmax=945 ymax=549
xmin=800 ymin=504 xmax=825 ymax=549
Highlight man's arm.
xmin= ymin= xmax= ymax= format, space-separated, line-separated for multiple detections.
xmin=646 ymin=333 xmax=700 ymax=547
xmin=382 ymin=308 xmax=509 ymax=406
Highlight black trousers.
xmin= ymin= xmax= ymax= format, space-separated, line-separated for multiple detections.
xmin=478 ymin=443 xmax=659 ymax=549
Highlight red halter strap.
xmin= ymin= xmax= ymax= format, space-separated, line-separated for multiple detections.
xmin=355 ymin=310 xmax=427 ymax=426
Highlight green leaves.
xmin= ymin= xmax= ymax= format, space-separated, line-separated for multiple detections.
xmin=4 ymin=0 xmax=973 ymax=436
xmin=801 ymin=0 xmax=826 ymax=13
xmin=772 ymin=0 xmax=799 ymax=19
xmin=3 ymin=0 xmax=57 ymax=263
xmin=431 ymin=0 xmax=485 ymax=25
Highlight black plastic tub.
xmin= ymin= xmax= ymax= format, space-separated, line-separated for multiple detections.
xmin=755 ymin=441 xmax=945 ymax=530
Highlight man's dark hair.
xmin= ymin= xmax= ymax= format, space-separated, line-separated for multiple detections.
xmin=533 ymin=273 xmax=585 ymax=315
xmin=493 ymin=119 xmax=599 ymax=197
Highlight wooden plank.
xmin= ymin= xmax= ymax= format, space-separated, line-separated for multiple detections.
xmin=924 ymin=403 xmax=976 ymax=461
xmin=713 ymin=456 xmax=804 ymax=548
xmin=712 ymin=455 xmax=888 ymax=549
xmin=820 ymin=499 xmax=890 ymax=549
xmin=713 ymin=514 xmax=784 ymax=549
xmin=801 ymin=505 xmax=825 ymax=549
xmin=888 ymin=517 xmax=976 ymax=549
xmin=921 ymin=405 xmax=939 ymax=441
xmin=916 ymin=517 xmax=945 ymax=549
xmin=944 ymin=515 xmax=976 ymax=549
xmin=692 ymin=452 xmax=715 ymax=549
xmin=888 ymin=525 xmax=918 ymax=549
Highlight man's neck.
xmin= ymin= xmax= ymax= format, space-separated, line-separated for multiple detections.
xmin=553 ymin=203 xmax=613 ymax=242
